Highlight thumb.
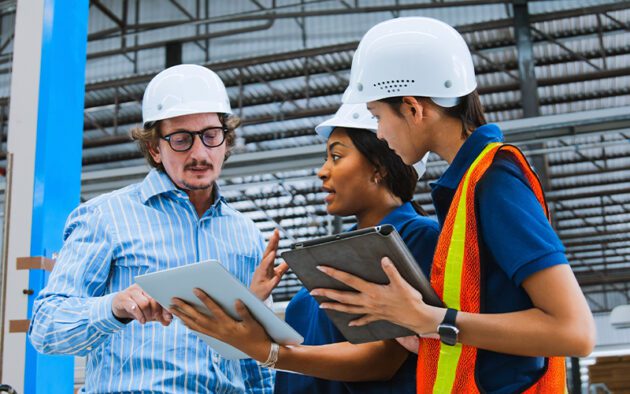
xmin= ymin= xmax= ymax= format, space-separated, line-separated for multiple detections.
xmin=381 ymin=257 xmax=406 ymax=286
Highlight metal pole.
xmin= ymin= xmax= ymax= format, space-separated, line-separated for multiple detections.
xmin=0 ymin=152 xmax=12 ymax=377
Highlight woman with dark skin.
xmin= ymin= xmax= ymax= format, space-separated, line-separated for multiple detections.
xmin=170 ymin=104 xmax=439 ymax=393
xmin=172 ymin=17 xmax=595 ymax=394
xmin=308 ymin=17 xmax=595 ymax=394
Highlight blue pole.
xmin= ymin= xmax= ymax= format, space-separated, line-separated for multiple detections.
xmin=24 ymin=1 xmax=89 ymax=393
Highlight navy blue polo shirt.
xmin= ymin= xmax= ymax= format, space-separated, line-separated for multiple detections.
xmin=430 ymin=124 xmax=568 ymax=394
xmin=274 ymin=202 xmax=439 ymax=394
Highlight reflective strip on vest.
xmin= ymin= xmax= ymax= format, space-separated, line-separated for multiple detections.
xmin=418 ymin=142 xmax=567 ymax=394
xmin=433 ymin=142 xmax=501 ymax=393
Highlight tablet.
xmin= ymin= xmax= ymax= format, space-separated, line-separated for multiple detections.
xmin=281 ymin=224 xmax=443 ymax=344
xmin=135 ymin=260 xmax=303 ymax=360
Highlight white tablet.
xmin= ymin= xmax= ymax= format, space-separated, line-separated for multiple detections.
xmin=135 ymin=260 xmax=303 ymax=360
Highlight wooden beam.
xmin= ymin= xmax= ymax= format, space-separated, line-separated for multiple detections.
xmin=8 ymin=319 xmax=29 ymax=333
xmin=16 ymin=256 xmax=55 ymax=271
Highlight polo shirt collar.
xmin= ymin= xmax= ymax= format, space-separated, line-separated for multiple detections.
xmin=431 ymin=123 xmax=504 ymax=191
xmin=346 ymin=202 xmax=417 ymax=231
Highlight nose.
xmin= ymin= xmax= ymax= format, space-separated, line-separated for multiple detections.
xmin=376 ymin=126 xmax=385 ymax=141
xmin=317 ymin=161 xmax=330 ymax=181
xmin=188 ymin=134 xmax=209 ymax=157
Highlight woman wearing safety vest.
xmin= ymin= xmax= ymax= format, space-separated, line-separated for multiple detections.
xmin=170 ymin=103 xmax=439 ymax=393
xmin=305 ymin=17 xmax=596 ymax=394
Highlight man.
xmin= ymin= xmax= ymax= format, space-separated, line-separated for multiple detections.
xmin=29 ymin=64 xmax=275 ymax=393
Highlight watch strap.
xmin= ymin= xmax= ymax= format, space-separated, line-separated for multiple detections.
xmin=442 ymin=307 xmax=458 ymax=326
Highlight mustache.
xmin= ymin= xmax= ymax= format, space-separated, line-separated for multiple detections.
xmin=184 ymin=160 xmax=213 ymax=171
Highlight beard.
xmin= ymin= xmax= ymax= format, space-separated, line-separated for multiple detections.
xmin=181 ymin=180 xmax=213 ymax=190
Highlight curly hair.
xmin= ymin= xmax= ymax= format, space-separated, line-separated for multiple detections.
xmin=130 ymin=113 xmax=241 ymax=171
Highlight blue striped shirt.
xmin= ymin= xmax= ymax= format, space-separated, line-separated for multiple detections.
xmin=29 ymin=169 xmax=275 ymax=393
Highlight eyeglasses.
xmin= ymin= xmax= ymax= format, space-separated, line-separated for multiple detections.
xmin=160 ymin=126 xmax=227 ymax=152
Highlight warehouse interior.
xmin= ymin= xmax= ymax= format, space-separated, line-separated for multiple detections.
xmin=0 ymin=0 xmax=629 ymax=392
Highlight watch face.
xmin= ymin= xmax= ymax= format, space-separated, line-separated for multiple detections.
xmin=438 ymin=324 xmax=458 ymax=346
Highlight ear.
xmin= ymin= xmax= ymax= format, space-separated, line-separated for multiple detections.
xmin=401 ymin=96 xmax=424 ymax=124
xmin=148 ymin=142 xmax=162 ymax=164
xmin=373 ymin=166 xmax=387 ymax=184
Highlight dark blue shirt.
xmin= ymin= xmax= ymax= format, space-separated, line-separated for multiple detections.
xmin=275 ymin=202 xmax=439 ymax=394
xmin=430 ymin=124 xmax=569 ymax=394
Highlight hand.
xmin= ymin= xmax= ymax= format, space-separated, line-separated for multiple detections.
xmin=250 ymin=229 xmax=289 ymax=300
xmin=395 ymin=336 xmax=420 ymax=354
xmin=310 ymin=257 xmax=444 ymax=334
xmin=170 ymin=288 xmax=272 ymax=362
xmin=112 ymin=284 xmax=173 ymax=325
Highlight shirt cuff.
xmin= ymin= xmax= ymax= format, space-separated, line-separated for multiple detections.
xmin=513 ymin=251 xmax=569 ymax=286
xmin=89 ymin=292 xmax=128 ymax=334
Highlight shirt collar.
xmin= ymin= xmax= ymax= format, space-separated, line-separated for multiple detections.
xmin=431 ymin=123 xmax=504 ymax=191
xmin=378 ymin=201 xmax=417 ymax=225
xmin=139 ymin=169 xmax=226 ymax=214
xmin=139 ymin=169 xmax=178 ymax=203
xmin=346 ymin=202 xmax=417 ymax=231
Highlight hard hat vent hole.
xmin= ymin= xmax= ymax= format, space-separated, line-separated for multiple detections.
xmin=352 ymin=112 xmax=360 ymax=119
xmin=157 ymin=104 xmax=163 ymax=111
xmin=375 ymin=79 xmax=414 ymax=93
xmin=444 ymin=80 xmax=452 ymax=88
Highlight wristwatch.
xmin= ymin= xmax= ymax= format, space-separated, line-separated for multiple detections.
xmin=438 ymin=308 xmax=459 ymax=346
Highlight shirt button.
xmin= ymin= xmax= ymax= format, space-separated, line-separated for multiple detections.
xmin=212 ymin=352 xmax=220 ymax=364
xmin=86 ymin=346 xmax=92 ymax=351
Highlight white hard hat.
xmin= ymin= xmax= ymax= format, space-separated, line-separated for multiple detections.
xmin=142 ymin=64 xmax=232 ymax=128
xmin=315 ymin=103 xmax=377 ymax=139
xmin=342 ymin=17 xmax=477 ymax=107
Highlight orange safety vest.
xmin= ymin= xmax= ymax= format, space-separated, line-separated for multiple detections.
xmin=417 ymin=142 xmax=567 ymax=393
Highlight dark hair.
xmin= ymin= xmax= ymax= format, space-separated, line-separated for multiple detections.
xmin=381 ymin=90 xmax=486 ymax=139
xmin=345 ymin=128 xmax=427 ymax=216
xmin=130 ymin=113 xmax=240 ymax=171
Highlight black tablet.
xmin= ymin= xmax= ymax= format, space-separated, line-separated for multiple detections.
xmin=281 ymin=224 xmax=443 ymax=344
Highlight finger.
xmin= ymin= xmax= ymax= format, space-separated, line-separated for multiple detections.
xmin=348 ymin=314 xmax=379 ymax=327
xmin=319 ymin=301 xmax=366 ymax=315
xmin=234 ymin=300 xmax=254 ymax=323
xmin=381 ymin=257 xmax=408 ymax=287
xmin=170 ymin=298 xmax=210 ymax=324
xmin=316 ymin=265 xmax=373 ymax=292
xmin=274 ymin=262 xmax=289 ymax=279
xmin=310 ymin=288 xmax=363 ymax=305
xmin=139 ymin=289 xmax=166 ymax=320
xmin=129 ymin=292 xmax=155 ymax=323
xmin=161 ymin=308 xmax=173 ymax=326
xmin=127 ymin=299 xmax=147 ymax=323
xmin=193 ymin=288 xmax=232 ymax=321
xmin=258 ymin=249 xmax=276 ymax=273
xmin=262 ymin=229 xmax=280 ymax=260
xmin=171 ymin=306 xmax=205 ymax=332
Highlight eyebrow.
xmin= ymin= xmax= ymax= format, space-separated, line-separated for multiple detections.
xmin=171 ymin=125 xmax=223 ymax=133
xmin=328 ymin=141 xmax=349 ymax=151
